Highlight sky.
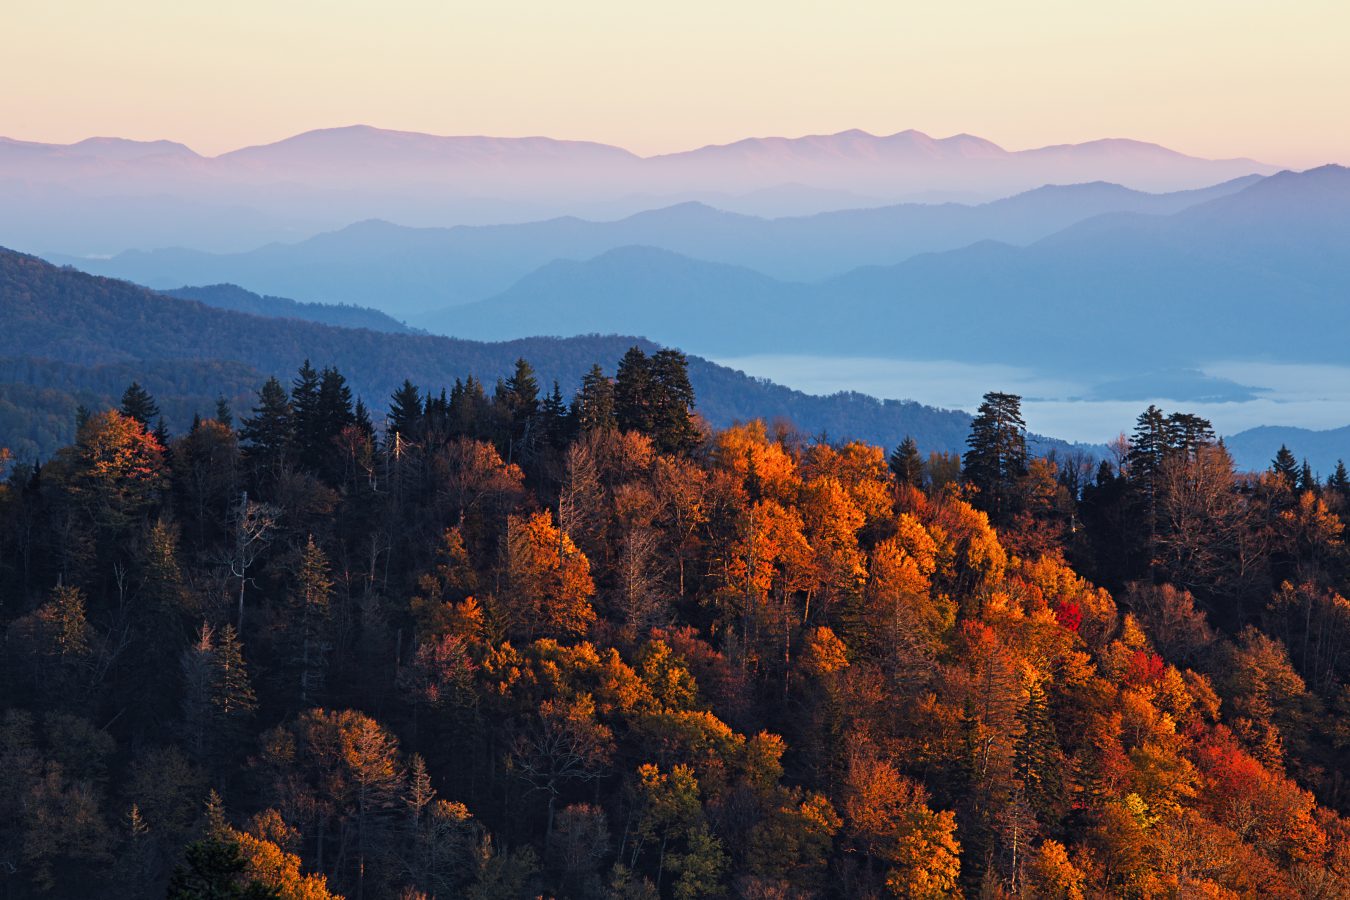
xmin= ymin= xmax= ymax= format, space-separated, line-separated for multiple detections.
xmin=3 ymin=0 xmax=1347 ymax=166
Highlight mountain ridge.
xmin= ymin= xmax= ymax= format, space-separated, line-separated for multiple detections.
xmin=2 ymin=126 xmax=1283 ymax=256
xmin=55 ymin=175 xmax=1263 ymax=315
xmin=0 ymin=246 xmax=1022 ymax=463
xmin=0 ymin=125 xmax=1277 ymax=166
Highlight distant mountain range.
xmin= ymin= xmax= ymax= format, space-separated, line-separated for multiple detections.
xmin=0 ymin=247 xmax=996 ymax=462
xmin=1 ymin=125 xmax=1277 ymax=256
xmin=423 ymin=165 xmax=1350 ymax=377
xmin=1222 ymin=425 xmax=1350 ymax=477
xmin=51 ymin=176 xmax=1261 ymax=315
xmin=5 ymin=248 xmax=1340 ymax=473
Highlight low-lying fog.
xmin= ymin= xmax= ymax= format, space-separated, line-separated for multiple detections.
xmin=711 ymin=356 xmax=1350 ymax=446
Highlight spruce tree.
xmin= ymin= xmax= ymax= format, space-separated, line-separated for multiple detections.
xmin=1271 ymin=444 xmax=1299 ymax=488
xmin=1166 ymin=412 xmax=1215 ymax=456
xmin=181 ymin=622 xmax=256 ymax=768
xmin=211 ymin=624 xmax=257 ymax=749
xmin=963 ymin=391 xmax=1027 ymax=522
xmin=573 ymin=364 xmax=617 ymax=434
xmin=449 ymin=377 xmax=489 ymax=439
xmin=120 ymin=381 xmax=161 ymax=428
xmin=239 ymin=377 xmax=293 ymax=476
xmin=1125 ymin=404 xmax=1172 ymax=555
xmin=1330 ymin=460 xmax=1350 ymax=498
xmin=496 ymin=358 xmax=541 ymax=462
xmin=1126 ymin=405 xmax=1170 ymax=488
xmin=290 ymin=360 xmax=323 ymax=469
xmin=1299 ymin=459 xmax=1317 ymax=493
xmin=353 ymin=397 xmax=374 ymax=438
xmin=539 ymin=381 xmax=570 ymax=449
xmin=215 ymin=396 xmax=233 ymax=427
xmin=317 ymin=367 xmax=356 ymax=440
xmin=167 ymin=828 xmax=279 ymax=900
xmin=889 ymin=436 xmax=924 ymax=487
xmin=387 ymin=379 xmax=424 ymax=444
xmin=1012 ymin=681 xmax=1064 ymax=825
xmin=649 ymin=348 xmax=699 ymax=455
xmin=614 ymin=346 xmax=654 ymax=434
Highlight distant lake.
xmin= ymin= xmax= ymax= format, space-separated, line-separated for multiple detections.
xmin=710 ymin=355 xmax=1350 ymax=445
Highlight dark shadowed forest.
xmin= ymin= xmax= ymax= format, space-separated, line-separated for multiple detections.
xmin=1 ymin=349 xmax=1349 ymax=899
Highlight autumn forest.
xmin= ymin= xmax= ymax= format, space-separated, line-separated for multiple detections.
xmin=0 ymin=346 xmax=1348 ymax=899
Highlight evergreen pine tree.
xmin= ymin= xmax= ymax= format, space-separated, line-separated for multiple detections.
xmin=449 ymin=378 xmax=489 ymax=439
xmin=387 ymin=379 xmax=424 ymax=444
xmin=317 ymin=367 xmax=356 ymax=439
xmin=182 ymin=623 xmax=256 ymax=767
xmin=1271 ymin=444 xmax=1299 ymax=489
xmin=167 ymin=832 xmax=279 ymax=900
xmin=614 ymin=346 xmax=654 ymax=434
xmin=498 ymin=358 xmax=541 ymax=461
xmin=649 ymin=348 xmax=699 ymax=455
xmin=1330 ymin=460 xmax=1350 ymax=498
xmin=1165 ymin=412 xmax=1215 ymax=456
xmin=1299 ymin=459 xmax=1317 ymax=493
xmin=539 ymin=381 xmax=570 ymax=449
xmin=215 ymin=396 xmax=233 ymax=427
xmin=353 ymin=397 xmax=374 ymax=438
xmin=962 ymin=391 xmax=1027 ymax=523
xmin=889 ymin=436 xmax=925 ymax=487
xmin=501 ymin=359 xmax=540 ymax=419
xmin=211 ymin=624 xmax=257 ymax=747
xmin=573 ymin=364 xmax=617 ymax=434
xmin=1124 ymin=404 xmax=1173 ymax=557
xmin=239 ymin=377 xmax=293 ymax=477
xmin=290 ymin=360 xmax=323 ymax=469
xmin=120 ymin=381 xmax=161 ymax=428
xmin=1012 ymin=681 xmax=1064 ymax=826
xmin=1126 ymin=405 xmax=1170 ymax=487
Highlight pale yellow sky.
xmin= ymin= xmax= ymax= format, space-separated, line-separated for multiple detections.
xmin=2 ymin=0 xmax=1346 ymax=166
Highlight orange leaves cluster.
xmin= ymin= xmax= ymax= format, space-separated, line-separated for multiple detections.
xmin=503 ymin=510 xmax=596 ymax=639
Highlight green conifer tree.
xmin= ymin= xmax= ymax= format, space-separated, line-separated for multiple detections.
xmin=1298 ymin=459 xmax=1317 ymax=493
xmin=1271 ymin=444 xmax=1299 ymax=489
xmin=215 ymin=396 xmax=233 ymax=427
xmin=573 ymin=364 xmax=617 ymax=434
xmin=239 ymin=377 xmax=293 ymax=477
xmin=889 ymin=436 xmax=925 ymax=487
xmin=614 ymin=346 xmax=654 ymax=434
xmin=649 ymin=349 xmax=699 ymax=455
xmin=387 ymin=379 xmax=424 ymax=445
xmin=962 ymin=391 xmax=1027 ymax=523
xmin=120 ymin=382 xmax=161 ymax=428
xmin=1329 ymin=459 xmax=1350 ymax=498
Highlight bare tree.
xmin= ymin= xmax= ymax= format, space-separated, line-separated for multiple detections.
xmin=227 ymin=491 xmax=279 ymax=629
xmin=509 ymin=695 xmax=613 ymax=844
xmin=1155 ymin=444 xmax=1252 ymax=601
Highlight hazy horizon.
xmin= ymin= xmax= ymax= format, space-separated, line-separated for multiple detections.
xmin=0 ymin=123 xmax=1306 ymax=166
xmin=5 ymin=1 xmax=1349 ymax=168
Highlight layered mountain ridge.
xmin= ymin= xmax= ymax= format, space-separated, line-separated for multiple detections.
xmin=1 ymin=125 xmax=1279 ymax=256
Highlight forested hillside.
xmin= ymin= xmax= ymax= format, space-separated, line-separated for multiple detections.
xmin=1 ymin=354 xmax=1348 ymax=898
xmin=0 ymin=247 xmax=977 ymax=462
xmin=163 ymin=284 xmax=418 ymax=334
